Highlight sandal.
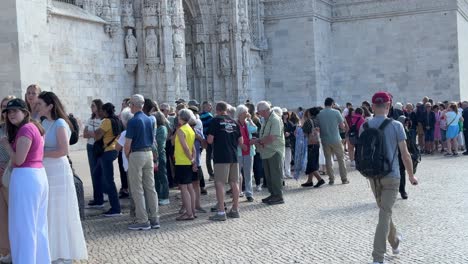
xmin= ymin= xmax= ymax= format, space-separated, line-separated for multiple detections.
xmin=176 ymin=214 xmax=195 ymax=221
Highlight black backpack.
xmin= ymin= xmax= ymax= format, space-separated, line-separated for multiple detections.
xmin=68 ymin=113 xmax=80 ymax=145
xmin=355 ymin=118 xmax=396 ymax=178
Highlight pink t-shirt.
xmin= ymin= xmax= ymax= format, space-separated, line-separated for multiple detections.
xmin=13 ymin=123 xmax=44 ymax=168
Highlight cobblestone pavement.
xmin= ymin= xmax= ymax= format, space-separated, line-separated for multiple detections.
xmin=68 ymin=150 xmax=468 ymax=264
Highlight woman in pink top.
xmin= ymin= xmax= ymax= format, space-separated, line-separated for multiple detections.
xmin=0 ymin=98 xmax=50 ymax=264
xmin=345 ymin=108 xmax=365 ymax=167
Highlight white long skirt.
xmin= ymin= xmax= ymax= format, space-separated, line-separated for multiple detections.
xmin=9 ymin=167 xmax=50 ymax=264
xmin=43 ymin=157 xmax=88 ymax=261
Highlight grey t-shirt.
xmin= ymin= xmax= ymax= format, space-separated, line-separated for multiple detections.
xmin=317 ymin=108 xmax=344 ymax=145
xmin=359 ymin=116 xmax=406 ymax=178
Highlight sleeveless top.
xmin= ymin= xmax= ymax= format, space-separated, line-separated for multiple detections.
xmin=174 ymin=123 xmax=195 ymax=165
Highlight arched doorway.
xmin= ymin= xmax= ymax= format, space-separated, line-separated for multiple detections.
xmin=183 ymin=0 xmax=209 ymax=103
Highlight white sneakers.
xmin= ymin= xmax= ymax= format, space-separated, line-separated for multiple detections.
xmin=350 ymin=160 xmax=356 ymax=167
xmin=371 ymin=234 xmax=402 ymax=264
xmin=392 ymin=233 xmax=402 ymax=255
xmin=255 ymin=185 xmax=262 ymax=192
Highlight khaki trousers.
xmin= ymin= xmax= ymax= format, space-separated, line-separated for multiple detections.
xmin=322 ymin=142 xmax=348 ymax=182
xmin=262 ymin=152 xmax=283 ymax=197
xmin=369 ymin=177 xmax=400 ymax=263
xmin=0 ymin=186 xmax=9 ymax=255
xmin=128 ymin=151 xmax=159 ymax=224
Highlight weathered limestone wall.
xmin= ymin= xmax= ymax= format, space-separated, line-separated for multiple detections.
xmin=331 ymin=10 xmax=459 ymax=105
xmin=313 ymin=18 xmax=332 ymax=106
xmin=247 ymin=51 xmax=267 ymax=104
xmin=457 ymin=2 xmax=468 ymax=99
xmin=0 ymin=0 xmax=50 ymax=100
xmin=0 ymin=0 xmax=21 ymax=99
xmin=48 ymin=2 xmax=134 ymax=123
xmin=264 ymin=16 xmax=316 ymax=109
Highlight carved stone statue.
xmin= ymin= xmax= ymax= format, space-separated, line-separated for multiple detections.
xmin=173 ymin=29 xmax=185 ymax=58
xmin=125 ymin=28 xmax=138 ymax=59
xmin=242 ymin=42 xmax=249 ymax=74
xmin=121 ymin=1 xmax=135 ymax=28
xmin=101 ymin=0 xmax=112 ymax=21
xmin=195 ymin=44 xmax=205 ymax=77
xmin=145 ymin=28 xmax=158 ymax=59
xmin=220 ymin=43 xmax=231 ymax=76
xmin=218 ymin=15 xmax=230 ymax=42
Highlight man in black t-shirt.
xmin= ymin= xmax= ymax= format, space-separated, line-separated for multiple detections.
xmin=207 ymin=101 xmax=244 ymax=221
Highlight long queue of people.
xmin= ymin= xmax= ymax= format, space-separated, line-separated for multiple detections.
xmin=0 ymin=84 xmax=461 ymax=263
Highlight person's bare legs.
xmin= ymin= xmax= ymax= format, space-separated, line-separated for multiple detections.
xmin=446 ymin=139 xmax=452 ymax=154
xmin=192 ymin=181 xmax=201 ymax=209
xmin=452 ymin=138 xmax=459 ymax=153
xmin=230 ymin=181 xmax=240 ymax=211
xmin=179 ymin=185 xmax=193 ymax=217
xmin=238 ymin=173 xmax=243 ymax=196
xmin=312 ymin=171 xmax=323 ymax=181
xmin=305 ymin=173 xmax=313 ymax=184
xmin=347 ymin=140 xmax=355 ymax=161
xmin=187 ymin=184 xmax=196 ymax=215
xmin=215 ymin=181 xmax=225 ymax=212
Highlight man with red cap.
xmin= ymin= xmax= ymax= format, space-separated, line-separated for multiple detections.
xmin=360 ymin=91 xmax=419 ymax=264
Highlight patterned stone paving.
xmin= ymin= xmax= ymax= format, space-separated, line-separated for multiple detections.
xmin=68 ymin=150 xmax=468 ymax=264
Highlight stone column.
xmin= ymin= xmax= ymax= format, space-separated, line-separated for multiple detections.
xmin=171 ymin=0 xmax=188 ymax=101
xmin=160 ymin=0 xmax=174 ymax=103
xmin=0 ymin=0 xmax=51 ymax=99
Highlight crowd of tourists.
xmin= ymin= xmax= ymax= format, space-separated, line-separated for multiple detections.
xmin=0 ymin=83 xmax=466 ymax=263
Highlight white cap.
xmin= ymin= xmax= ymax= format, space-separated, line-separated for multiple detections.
xmin=282 ymin=108 xmax=288 ymax=113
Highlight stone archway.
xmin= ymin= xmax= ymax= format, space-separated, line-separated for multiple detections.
xmin=182 ymin=0 xmax=210 ymax=103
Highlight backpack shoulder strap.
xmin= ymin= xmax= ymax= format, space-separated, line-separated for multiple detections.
xmin=378 ymin=118 xmax=392 ymax=131
xmin=363 ymin=121 xmax=369 ymax=130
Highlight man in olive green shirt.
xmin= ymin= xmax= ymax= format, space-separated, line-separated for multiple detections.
xmin=253 ymin=101 xmax=285 ymax=205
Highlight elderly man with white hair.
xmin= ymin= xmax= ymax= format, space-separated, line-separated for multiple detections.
xmin=253 ymin=101 xmax=285 ymax=205
xmin=124 ymin=94 xmax=160 ymax=231
xmin=235 ymin=104 xmax=258 ymax=202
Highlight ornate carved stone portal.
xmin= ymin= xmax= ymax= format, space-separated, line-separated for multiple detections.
xmin=117 ymin=0 xmax=263 ymax=104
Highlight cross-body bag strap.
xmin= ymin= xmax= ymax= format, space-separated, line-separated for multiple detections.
xmin=379 ymin=118 xmax=398 ymax=169
xmin=446 ymin=114 xmax=457 ymax=127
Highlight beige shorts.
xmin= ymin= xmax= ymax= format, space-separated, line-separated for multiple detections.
xmin=214 ymin=163 xmax=239 ymax=183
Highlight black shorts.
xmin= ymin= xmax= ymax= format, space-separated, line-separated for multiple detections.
xmin=192 ymin=166 xmax=202 ymax=182
xmin=305 ymin=144 xmax=320 ymax=174
xmin=175 ymin=165 xmax=193 ymax=185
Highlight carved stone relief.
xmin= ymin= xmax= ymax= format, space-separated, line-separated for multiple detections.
xmin=194 ymin=43 xmax=205 ymax=77
xmin=145 ymin=28 xmax=158 ymax=59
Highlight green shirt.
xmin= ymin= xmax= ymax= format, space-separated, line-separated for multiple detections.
xmin=317 ymin=108 xmax=344 ymax=145
xmin=258 ymin=111 xmax=285 ymax=159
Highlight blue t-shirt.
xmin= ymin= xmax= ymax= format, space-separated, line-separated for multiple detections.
xmin=126 ymin=111 xmax=155 ymax=151
xmin=42 ymin=118 xmax=71 ymax=152
xmin=359 ymin=116 xmax=406 ymax=178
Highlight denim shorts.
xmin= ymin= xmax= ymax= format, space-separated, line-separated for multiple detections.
xmin=424 ymin=129 xmax=434 ymax=142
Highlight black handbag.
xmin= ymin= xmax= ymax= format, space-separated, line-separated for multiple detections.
xmin=93 ymin=137 xmax=116 ymax=158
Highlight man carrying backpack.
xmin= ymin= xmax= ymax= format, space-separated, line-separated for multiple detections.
xmin=357 ymin=92 xmax=418 ymax=264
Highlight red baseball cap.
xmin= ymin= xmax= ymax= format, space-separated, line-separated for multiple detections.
xmin=372 ymin=91 xmax=392 ymax=104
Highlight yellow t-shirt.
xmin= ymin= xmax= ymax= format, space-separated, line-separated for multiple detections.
xmin=100 ymin=118 xmax=117 ymax=152
xmin=174 ymin=124 xmax=195 ymax=165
